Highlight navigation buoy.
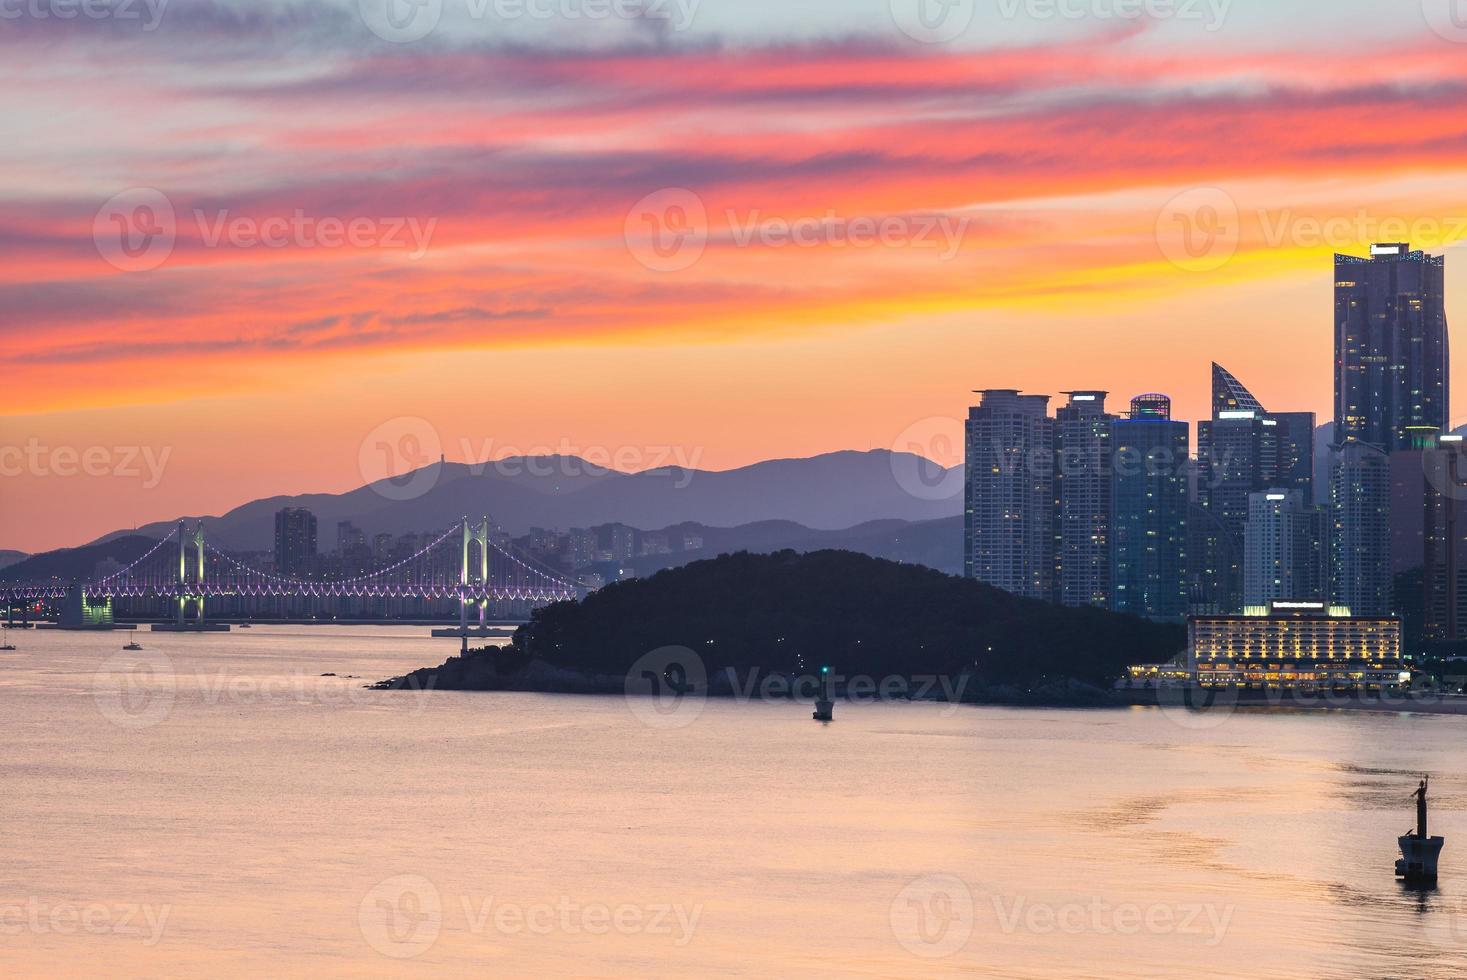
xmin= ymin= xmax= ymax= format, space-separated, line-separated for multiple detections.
xmin=1396 ymin=776 xmax=1445 ymax=885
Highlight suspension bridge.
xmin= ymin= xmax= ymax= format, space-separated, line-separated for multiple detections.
xmin=0 ymin=519 xmax=583 ymax=636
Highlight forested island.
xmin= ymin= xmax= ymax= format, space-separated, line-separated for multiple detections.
xmin=377 ymin=550 xmax=1185 ymax=705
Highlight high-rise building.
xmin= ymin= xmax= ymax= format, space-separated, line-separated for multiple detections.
xmin=336 ymin=520 xmax=367 ymax=556
xmin=1243 ymin=489 xmax=1326 ymax=608
xmin=1335 ymin=243 xmax=1450 ymax=452
xmin=1110 ymin=394 xmax=1189 ymax=620
xmin=274 ymin=507 xmax=317 ymax=575
xmin=1390 ymin=435 xmax=1467 ymax=640
xmin=965 ymin=390 xmax=1055 ymax=599
xmin=1053 ymin=390 xmax=1115 ymax=608
xmin=1197 ymin=364 xmax=1316 ymax=612
xmin=1331 ymin=441 xmax=1391 ymax=617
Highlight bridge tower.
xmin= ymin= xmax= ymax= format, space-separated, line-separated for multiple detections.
xmin=459 ymin=518 xmax=491 ymax=649
xmin=175 ymin=521 xmax=206 ymax=625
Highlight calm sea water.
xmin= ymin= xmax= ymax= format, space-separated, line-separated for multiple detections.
xmin=2 ymin=625 xmax=1467 ymax=977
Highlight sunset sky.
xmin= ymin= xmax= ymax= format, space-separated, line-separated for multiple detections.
xmin=6 ymin=0 xmax=1467 ymax=551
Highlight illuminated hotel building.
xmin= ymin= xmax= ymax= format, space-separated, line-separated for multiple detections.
xmin=1189 ymin=601 xmax=1405 ymax=691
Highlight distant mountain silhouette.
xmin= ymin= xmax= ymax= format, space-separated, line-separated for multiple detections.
xmin=0 ymin=536 xmax=156 ymax=583
xmin=0 ymin=550 xmax=27 ymax=571
xmin=91 ymin=450 xmax=962 ymax=552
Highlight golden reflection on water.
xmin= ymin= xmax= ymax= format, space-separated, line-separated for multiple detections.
xmin=1 ymin=627 xmax=1466 ymax=978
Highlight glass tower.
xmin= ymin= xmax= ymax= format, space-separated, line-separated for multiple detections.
xmin=1335 ymin=244 xmax=1449 ymax=452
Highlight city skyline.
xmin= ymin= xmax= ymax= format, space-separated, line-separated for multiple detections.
xmin=11 ymin=0 xmax=1467 ymax=552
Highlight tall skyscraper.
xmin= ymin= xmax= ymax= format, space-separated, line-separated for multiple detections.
xmin=1335 ymin=243 xmax=1450 ymax=452
xmin=1053 ymin=390 xmax=1115 ymax=608
xmin=1390 ymin=435 xmax=1467 ymax=640
xmin=1110 ymin=394 xmax=1189 ymax=620
xmin=1196 ymin=364 xmax=1316 ymax=611
xmin=1243 ymin=489 xmax=1326 ymax=608
xmin=1331 ymin=441 xmax=1391 ymax=617
xmin=274 ymin=507 xmax=317 ymax=575
xmin=965 ymin=390 xmax=1055 ymax=599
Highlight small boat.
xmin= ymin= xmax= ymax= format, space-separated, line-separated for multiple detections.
xmin=122 ymin=630 xmax=144 ymax=652
xmin=240 ymin=623 xmax=252 ymax=628
xmin=1396 ymin=776 xmax=1445 ymax=885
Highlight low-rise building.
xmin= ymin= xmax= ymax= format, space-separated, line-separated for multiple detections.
xmin=1189 ymin=601 xmax=1405 ymax=691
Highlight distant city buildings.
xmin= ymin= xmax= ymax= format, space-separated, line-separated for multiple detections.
xmin=1196 ymin=364 xmax=1317 ymax=612
xmin=1242 ymin=489 xmax=1326 ymax=608
xmin=1335 ymin=243 xmax=1450 ymax=452
xmin=1110 ymin=394 xmax=1189 ymax=620
xmin=1054 ymin=391 xmax=1114 ymax=608
xmin=274 ymin=507 xmax=317 ymax=575
xmin=1331 ymin=441 xmax=1392 ymax=618
xmin=964 ymin=389 xmax=1055 ymax=600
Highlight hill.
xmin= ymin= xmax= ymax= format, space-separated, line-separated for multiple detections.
xmin=382 ymin=550 xmax=1185 ymax=701
xmin=0 ymin=536 xmax=159 ymax=583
